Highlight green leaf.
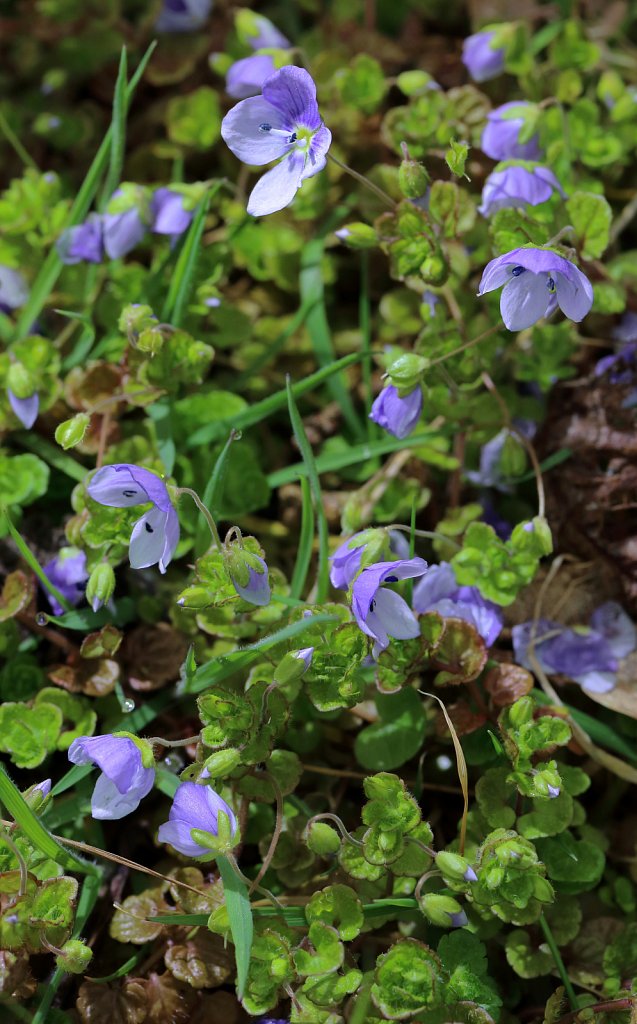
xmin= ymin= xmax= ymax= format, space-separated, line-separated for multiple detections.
xmin=216 ymin=853 xmax=253 ymax=1000
xmin=306 ymin=885 xmax=364 ymax=942
xmin=445 ymin=139 xmax=470 ymax=178
xmin=534 ymin=834 xmax=605 ymax=894
xmin=565 ymin=191 xmax=612 ymax=259
xmin=355 ymin=688 xmax=427 ymax=771
xmin=438 ymin=932 xmax=502 ymax=1019
xmin=372 ymin=938 xmax=443 ymax=1019
xmin=167 ymin=87 xmax=221 ymax=149
xmin=294 ymin=921 xmax=344 ymax=976
xmin=505 ymin=928 xmax=554 ymax=978
xmin=0 ymin=701 xmax=63 ymax=768
xmin=475 ymin=767 xmax=517 ymax=829
xmin=518 ymin=791 xmax=574 ymax=840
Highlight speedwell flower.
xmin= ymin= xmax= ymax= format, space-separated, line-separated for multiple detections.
xmin=221 ymin=66 xmax=332 ymax=216
xmin=329 ymin=528 xmax=394 ymax=590
xmin=226 ymin=54 xmax=278 ymax=99
xmin=7 ymin=388 xmax=39 ymax=428
xmin=352 ymin=557 xmax=428 ymax=653
xmin=370 ymin=384 xmax=423 ymax=439
xmin=481 ymin=102 xmax=541 ymax=162
xmin=478 ymin=163 xmax=565 ymax=217
xmin=42 ymin=546 xmax=89 ymax=616
xmin=413 ymin=562 xmax=503 ymax=647
xmin=0 ymin=265 xmax=28 ymax=313
xmin=57 ymin=214 xmax=104 ymax=265
xmin=150 ymin=188 xmax=194 ymax=238
xmin=239 ymin=12 xmax=290 ymax=50
xmin=462 ymin=29 xmax=505 ymax=82
xmin=87 ymin=463 xmax=180 ymax=574
xmin=157 ymin=781 xmax=238 ymax=857
xmin=478 ymin=247 xmax=593 ymax=331
xmin=68 ymin=734 xmax=155 ymax=820
xmin=103 ymin=188 xmax=148 ymax=259
xmin=155 ymin=0 xmax=212 ymax=33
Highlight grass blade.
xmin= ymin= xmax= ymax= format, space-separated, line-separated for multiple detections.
xmin=290 ymin=477 xmax=315 ymax=599
xmin=195 ymin=429 xmax=238 ymax=556
xmin=14 ymin=41 xmax=156 ymax=339
xmin=216 ymin=854 xmax=253 ymax=1001
xmin=188 ymin=352 xmax=363 ymax=448
xmin=300 ymin=237 xmax=364 ymax=440
xmin=3 ymin=509 xmax=72 ymax=612
xmin=99 ymin=46 xmax=128 ymax=207
xmin=161 ymin=186 xmax=216 ymax=326
xmin=286 ymin=378 xmax=330 ymax=602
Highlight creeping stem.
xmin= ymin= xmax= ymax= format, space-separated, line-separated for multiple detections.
xmin=175 ymin=487 xmax=222 ymax=550
xmin=327 ymin=152 xmax=397 ymax=210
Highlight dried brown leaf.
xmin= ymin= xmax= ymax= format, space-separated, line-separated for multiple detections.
xmin=432 ymin=617 xmax=487 ymax=685
xmin=109 ymin=888 xmax=168 ymax=944
xmin=0 ymin=571 xmax=34 ymax=622
xmin=126 ymin=972 xmax=197 ymax=1024
xmin=48 ymin=658 xmax=119 ymax=697
xmin=123 ymin=623 xmax=189 ymax=692
xmin=76 ymin=980 xmax=148 ymax=1024
xmin=0 ymin=949 xmax=36 ymax=998
xmin=484 ymin=663 xmax=534 ymax=707
xmin=165 ymin=929 xmax=233 ymax=989
xmin=80 ymin=625 xmax=123 ymax=660
xmin=168 ymin=869 xmax=224 ymax=916
xmin=580 ymin=652 xmax=637 ymax=720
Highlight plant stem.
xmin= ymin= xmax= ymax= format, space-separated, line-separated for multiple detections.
xmin=176 ymin=487 xmax=222 ymax=549
xmin=539 ymin=913 xmax=578 ymax=1011
xmin=328 ymin=153 xmax=397 ymax=210
xmin=428 ymin=322 xmax=502 ymax=367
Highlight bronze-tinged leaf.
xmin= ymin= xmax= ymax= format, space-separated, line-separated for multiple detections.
xmin=126 ymin=972 xmax=197 ymax=1024
xmin=110 ymin=889 xmax=168 ymax=945
xmin=484 ymin=663 xmax=534 ymax=707
xmin=65 ymin=363 xmax=123 ymax=412
xmin=432 ymin=617 xmax=487 ymax=686
xmin=0 ymin=570 xmax=34 ymax=622
xmin=580 ymin=652 xmax=637 ymax=720
xmin=80 ymin=625 xmax=123 ymax=660
xmin=48 ymin=658 xmax=119 ymax=697
xmin=76 ymin=980 xmax=147 ymax=1024
xmin=188 ymin=990 xmax=242 ymax=1024
xmin=0 ymin=949 xmax=36 ymax=998
xmin=168 ymin=869 xmax=224 ymax=916
xmin=436 ymin=699 xmax=486 ymax=737
xmin=165 ymin=929 xmax=233 ymax=989
xmin=123 ymin=623 xmax=190 ymax=692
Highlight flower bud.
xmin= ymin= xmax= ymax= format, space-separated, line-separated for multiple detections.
xmin=55 ymin=939 xmax=93 ymax=974
xmin=203 ymin=748 xmax=242 ymax=778
xmin=24 ymin=779 xmax=52 ymax=812
xmin=55 ymin=413 xmax=91 ymax=450
xmin=304 ymin=821 xmax=341 ymax=856
xmin=334 ymin=222 xmax=378 ymax=249
xmin=85 ymin=563 xmax=115 ymax=613
xmin=137 ymin=324 xmax=165 ymax=355
xmin=274 ymin=648 xmax=313 ymax=686
xmin=386 ymin=353 xmax=429 ymax=396
xmin=419 ymin=893 xmax=466 ymax=928
xmin=176 ymin=585 xmax=212 ymax=610
xmin=118 ymin=303 xmax=156 ymax=338
xmin=223 ymin=537 xmax=270 ymax=607
xmin=420 ymin=252 xmax=448 ymax=286
xmin=533 ymin=875 xmax=554 ymax=903
xmin=7 ymin=362 xmax=35 ymax=400
xmin=500 ymin=433 xmax=527 ymax=478
xmin=398 ymin=157 xmax=430 ymax=199
xmin=507 ymin=695 xmax=533 ymax=727
xmin=436 ymin=851 xmax=478 ymax=883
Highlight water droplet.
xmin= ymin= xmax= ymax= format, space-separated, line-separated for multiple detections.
xmin=164 ymin=753 xmax=184 ymax=772
xmin=35 ymin=613 xmax=49 ymax=626
xmin=120 ymin=698 xmax=135 ymax=713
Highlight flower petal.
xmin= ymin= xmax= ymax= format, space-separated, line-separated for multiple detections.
xmin=301 ymin=125 xmax=332 ymax=181
xmin=91 ymin=765 xmax=154 ymax=820
xmin=226 ymin=55 xmax=277 ymax=100
xmin=129 ymin=507 xmax=172 ymax=571
xmin=87 ymin=464 xmax=171 ymax=510
xmin=247 ymin=152 xmax=305 ymax=216
xmin=160 ymin=506 xmax=181 ymax=574
xmin=554 ymin=268 xmax=594 ymax=323
xmin=590 ymin=602 xmax=637 ymax=659
xmin=262 ymin=67 xmax=320 ymax=127
xmin=413 ymin=563 xmax=458 ymax=611
xmin=68 ymin=735 xmax=142 ymax=793
xmin=500 ymin=272 xmax=549 ymax=331
xmin=157 ymin=819 xmax=207 ymax=857
xmin=221 ymin=96 xmax=291 ymax=165
xmin=370 ymin=588 xmax=420 ymax=641
xmin=578 ymin=670 xmax=616 ymax=694
xmin=8 ymin=390 xmax=39 ymax=428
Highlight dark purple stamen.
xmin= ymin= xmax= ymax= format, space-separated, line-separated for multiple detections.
xmin=511 ymin=266 xmax=526 ymax=277
xmin=259 ymin=123 xmax=272 ymax=132
xmin=385 ymin=575 xmax=398 ymax=582
xmin=145 ymin=522 xmax=154 ymax=533
xmin=123 ymin=489 xmax=137 ymax=497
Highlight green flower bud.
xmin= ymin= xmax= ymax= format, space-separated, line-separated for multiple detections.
xmin=203 ymin=748 xmax=242 ymax=778
xmin=396 ymin=70 xmax=438 ymax=96
xmin=529 ymin=516 xmax=553 ymax=555
xmin=55 ymin=413 xmax=91 ymax=450
xmin=398 ymin=158 xmax=430 ymax=199
xmin=7 ymin=362 xmax=35 ymax=400
xmin=274 ymin=650 xmax=310 ymax=686
xmin=335 ymin=222 xmax=378 ymax=249
xmin=137 ymin=324 xmax=165 ymax=355
xmin=419 ymin=892 xmax=467 ymax=928
xmin=176 ymin=585 xmax=213 ymax=610
xmin=386 ymin=352 xmax=429 ymax=396
xmin=55 ymin=939 xmax=93 ymax=974
xmin=420 ymin=252 xmax=448 ymax=286
xmin=500 ymin=433 xmax=527 ymax=478
xmin=23 ymin=779 xmax=53 ymax=812
xmin=436 ymin=851 xmax=478 ymax=883
xmin=118 ymin=303 xmax=156 ymax=338
xmin=533 ymin=876 xmax=554 ymax=903
xmin=85 ymin=563 xmax=115 ymax=613
xmin=305 ymin=821 xmax=341 ymax=856
xmin=507 ymin=696 xmax=534 ymax=728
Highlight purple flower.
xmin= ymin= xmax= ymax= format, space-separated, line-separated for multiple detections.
xmin=157 ymin=781 xmax=238 ymax=857
xmin=547 ymin=785 xmax=560 ymax=799
xmin=481 ymin=103 xmax=541 ymax=162
xmin=226 ymin=55 xmax=279 ymax=99
xmin=231 ymin=554 xmax=270 ymax=606
xmin=370 ymin=385 xmax=423 ymax=439
xmin=466 ymin=422 xmax=534 ymax=491
xmin=103 ymin=192 xmax=147 ymax=259
xmin=57 ymin=214 xmax=104 ymax=265
xmin=478 ymin=164 xmax=565 ymax=217
xmin=462 ymin=30 xmax=505 ymax=83
xmin=595 ymin=313 xmax=637 ymax=381
xmin=352 ymin=557 xmax=428 ymax=653
xmin=150 ymin=188 xmax=194 ymax=238
xmin=413 ymin=562 xmax=503 ymax=647
xmin=42 ymin=547 xmax=89 ymax=616
xmin=512 ymin=601 xmax=637 ymax=693
xmin=8 ymin=389 xmax=39 ymax=429
xmin=33 ymin=779 xmax=52 ymax=798
xmin=449 ymin=909 xmax=469 ymax=928
xmin=68 ymin=734 xmax=155 ymax=820
xmin=293 ymin=647 xmax=314 ymax=670
xmin=0 ymin=265 xmax=28 ymax=313
xmin=155 ymin=0 xmax=212 ymax=32
xmin=221 ymin=66 xmax=332 ymax=216
xmin=87 ymin=464 xmax=180 ymax=574
xmin=478 ymin=247 xmax=593 ymax=331
xmin=329 ymin=528 xmax=391 ymax=590
xmin=241 ymin=13 xmax=290 ymax=50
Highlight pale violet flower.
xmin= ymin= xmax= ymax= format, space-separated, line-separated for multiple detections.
xmin=231 ymin=554 xmax=271 ymax=606
xmin=87 ymin=463 xmax=179 ymax=574
xmin=481 ymin=103 xmax=541 ymax=162
xmin=462 ymin=29 xmax=505 ymax=82
xmin=0 ymin=265 xmax=28 ymax=313
xmin=221 ymin=66 xmax=332 ymax=216
xmin=8 ymin=390 xmax=39 ymax=428
xmin=412 ymin=562 xmax=503 ymax=647
xmin=370 ymin=385 xmax=423 ymax=439
xmin=68 ymin=734 xmax=155 ymax=820
xmin=42 ymin=547 xmax=89 ymax=616
xmin=241 ymin=13 xmax=290 ymax=50
xmin=226 ymin=55 xmax=278 ymax=99
xmin=479 ymin=163 xmax=565 ymax=217
xmin=158 ymin=781 xmax=238 ymax=857
xmin=352 ymin=557 xmax=429 ymax=653
xmin=156 ymin=0 xmax=212 ymax=32
xmin=57 ymin=214 xmax=104 ymax=265
xmin=150 ymin=188 xmax=194 ymax=238
xmin=478 ymin=247 xmax=593 ymax=331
